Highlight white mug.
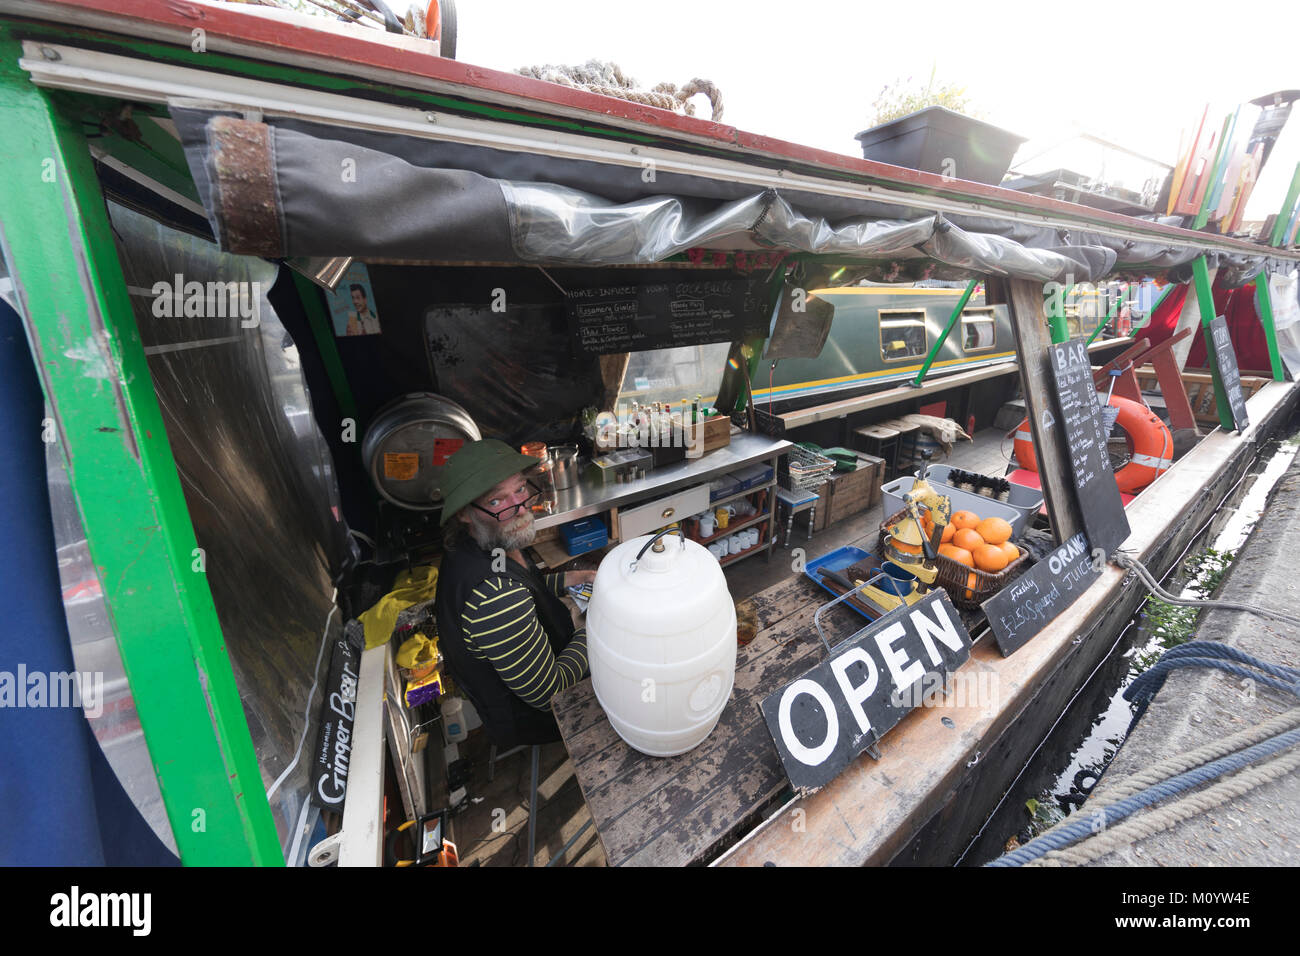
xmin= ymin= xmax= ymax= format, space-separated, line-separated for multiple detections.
xmin=717 ymin=538 xmax=730 ymax=556
xmin=708 ymin=543 xmax=723 ymax=560
xmin=728 ymin=534 xmax=743 ymax=553
xmin=699 ymin=514 xmax=715 ymax=537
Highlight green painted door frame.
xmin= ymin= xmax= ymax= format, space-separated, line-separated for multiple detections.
xmin=0 ymin=34 xmax=282 ymax=865
xmin=1190 ymin=256 xmax=1236 ymax=430
xmin=912 ymin=278 xmax=977 ymax=385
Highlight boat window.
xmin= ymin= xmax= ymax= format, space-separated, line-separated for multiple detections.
xmin=961 ymin=308 xmax=996 ymax=352
xmin=618 ymin=342 xmax=732 ymax=411
xmin=879 ymin=309 xmax=928 ymax=363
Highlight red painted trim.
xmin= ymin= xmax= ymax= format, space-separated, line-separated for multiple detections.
xmin=16 ymin=0 xmax=1300 ymax=259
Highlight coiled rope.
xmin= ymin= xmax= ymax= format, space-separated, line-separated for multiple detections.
xmin=515 ymin=60 xmax=724 ymax=121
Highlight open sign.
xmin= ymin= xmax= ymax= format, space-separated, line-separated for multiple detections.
xmin=760 ymin=590 xmax=972 ymax=794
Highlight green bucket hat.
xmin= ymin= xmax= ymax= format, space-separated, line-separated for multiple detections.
xmin=439 ymin=439 xmax=541 ymax=526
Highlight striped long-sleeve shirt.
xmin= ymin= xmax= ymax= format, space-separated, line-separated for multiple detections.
xmin=460 ymin=572 xmax=588 ymax=710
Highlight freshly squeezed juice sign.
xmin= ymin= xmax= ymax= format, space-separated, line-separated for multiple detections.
xmin=760 ymin=590 xmax=972 ymax=794
xmin=981 ymin=531 xmax=1101 ymax=656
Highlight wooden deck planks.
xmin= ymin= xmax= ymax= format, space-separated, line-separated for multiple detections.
xmin=552 ymin=574 xmax=870 ymax=866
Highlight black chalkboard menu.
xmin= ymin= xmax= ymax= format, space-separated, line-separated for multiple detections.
xmin=566 ymin=277 xmax=772 ymax=354
xmin=981 ymin=531 xmax=1101 ymax=656
xmin=1050 ymin=338 xmax=1130 ymax=556
xmin=1208 ymin=316 xmax=1249 ymax=432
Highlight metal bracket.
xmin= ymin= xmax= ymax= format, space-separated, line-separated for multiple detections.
xmin=308 ymin=831 xmax=343 ymax=868
xmin=812 ymin=570 xmax=893 ymax=656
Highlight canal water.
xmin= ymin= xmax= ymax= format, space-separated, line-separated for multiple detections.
xmin=959 ymin=411 xmax=1300 ymax=864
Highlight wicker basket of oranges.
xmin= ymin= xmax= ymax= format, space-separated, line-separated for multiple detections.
xmin=879 ymin=508 xmax=1028 ymax=610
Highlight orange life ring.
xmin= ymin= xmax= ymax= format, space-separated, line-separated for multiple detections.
xmin=1013 ymin=394 xmax=1172 ymax=494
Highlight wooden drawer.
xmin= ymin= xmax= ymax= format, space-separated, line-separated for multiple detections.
xmin=617 ymin=484 xmax=711 ymax=541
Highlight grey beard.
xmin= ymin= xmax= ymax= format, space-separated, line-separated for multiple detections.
xmin=468 ymin=510 xmax=537 ymax=553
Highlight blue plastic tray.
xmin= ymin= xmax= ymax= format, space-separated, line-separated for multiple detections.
xmin=802 ymin=545 xmax=878 ymax=620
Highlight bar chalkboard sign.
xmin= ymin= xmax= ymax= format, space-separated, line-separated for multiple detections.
xmin=566 ymin=278 xmax=771 ymax=354
xmin=1050 ymin=338 xmax=1130 ymax=556
xmin=760 ymin=590 xmax=971 ymax=794
xmin=1208 ymin=316 xmax=1249 ymax=432
xmin=981 ymin=531 xmax=1100 ymax=656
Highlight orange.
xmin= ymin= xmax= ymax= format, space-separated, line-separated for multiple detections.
xmin=939 ymin=544 xmax=973 ymax=567
xmin=965 ymin=570 xmax=979 ymax=599
xmin=976 ymin=516 xmax=1013 ymax=545
xmin=953 ymin=528 xmax=985 ymax=552
xmin=951 ymin=510 xmax=980 ymax=530
xmin=997 ymin=541 xmax=1020 ymax=564
xmin=973 ymin=543 xmax=1009 ymax=573
xmin=940 ymin=523 xmax=955 ymax=544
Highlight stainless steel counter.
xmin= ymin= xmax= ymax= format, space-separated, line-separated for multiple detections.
xmin=533 ymin=432 xmax=793 ymax=530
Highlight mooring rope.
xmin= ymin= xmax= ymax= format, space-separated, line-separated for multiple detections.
xmin=986 ymin=641 xmax=1300 ymax=868
xmin=1113 ymin=551 xmax=1300 ymax=628
xmin=515 ymin=60 xmax=724 ymax=121
xmin=986 ymin=723 xmax=1300 ymax=866
xmin=1026 ymin=744 xmax=1300 ymax=865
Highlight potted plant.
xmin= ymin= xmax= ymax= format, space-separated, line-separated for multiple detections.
xmin=855 ymin=69 xmax=1024 ymax=185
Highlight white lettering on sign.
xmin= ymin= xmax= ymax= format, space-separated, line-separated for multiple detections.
xmin=777 ymin=679 xmax=839 ymax=766
xmin=874 ymin=621 xmax=923 ymax=694
xmin=911 ymin=601 xmax=965 ymax=665
xmin=830 ymin=648 xmax=880 ymax=736
xmin=1048 ymin=532 xmax=1088 ymax=575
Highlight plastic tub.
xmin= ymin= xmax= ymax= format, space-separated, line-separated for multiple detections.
xmin=881 ymin=476 xmax=1028 ymax=538
xmin=922 ymin=464 xmax=1044 ymax=525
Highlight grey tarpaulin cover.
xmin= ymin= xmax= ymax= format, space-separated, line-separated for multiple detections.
xmin=169 ymin=108 xmax=1289 ymax=287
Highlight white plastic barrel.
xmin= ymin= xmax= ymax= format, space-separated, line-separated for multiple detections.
xmin=586 ymin=531 xmax=737 ymax=757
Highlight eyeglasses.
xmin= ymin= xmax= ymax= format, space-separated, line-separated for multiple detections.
xmin=471 ymin=479 xmax=543 ymax=521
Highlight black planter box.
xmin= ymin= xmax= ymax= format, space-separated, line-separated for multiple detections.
xmin=854 ymin=106 xmax=1025 ymax=185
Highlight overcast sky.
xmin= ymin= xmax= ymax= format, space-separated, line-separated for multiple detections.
xmin=437 ymin=0 xmax=1300 ymax=224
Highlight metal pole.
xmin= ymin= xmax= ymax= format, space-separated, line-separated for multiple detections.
xmin=1085 ymin=283 xmax=1123 ymax=347
xmin=1127 ymin=281 xmax=1177 ymax=338
xmin=0 ymin=30 xmax=282 ymax=864
xmin=1049 ymin=283 xmax=1072 ymax=345
xmin=911 ymin=278 xmax=978 ymax=386
xmin=1253 ymin=270 xmax=1285 ymax=381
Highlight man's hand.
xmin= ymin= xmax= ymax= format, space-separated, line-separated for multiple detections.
xmin=564 ymin=568 xmax=598 ymax=588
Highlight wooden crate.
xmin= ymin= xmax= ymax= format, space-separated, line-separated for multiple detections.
xmin=1135 ymin=365 xmax=1269 ymax=427
xmin=822 ymin=453 xmax=886 ymax=527
xmin=700 ymin=414 xmax=732 ymax=453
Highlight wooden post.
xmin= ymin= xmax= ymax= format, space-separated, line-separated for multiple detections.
xmin=1191 ymin=256 xmax=1235 ymax=430
xmin=1254 ymin=270 xmax=1285 ymax=381
xmin=999 ymin=277 xmax=1084 ymax=546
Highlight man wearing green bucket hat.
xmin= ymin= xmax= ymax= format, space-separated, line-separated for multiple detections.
xmin=434 ymin=439 xmax=596 ymax=748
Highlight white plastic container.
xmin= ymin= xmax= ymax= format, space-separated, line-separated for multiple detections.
xmin=441 ymin=696 xmax=468 ymax=744
xmin=586 ymin=532 xmax=737 ymax=757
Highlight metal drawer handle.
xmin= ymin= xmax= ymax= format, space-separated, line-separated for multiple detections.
xmin=662 ymin=507 xmax=675 ymax=519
